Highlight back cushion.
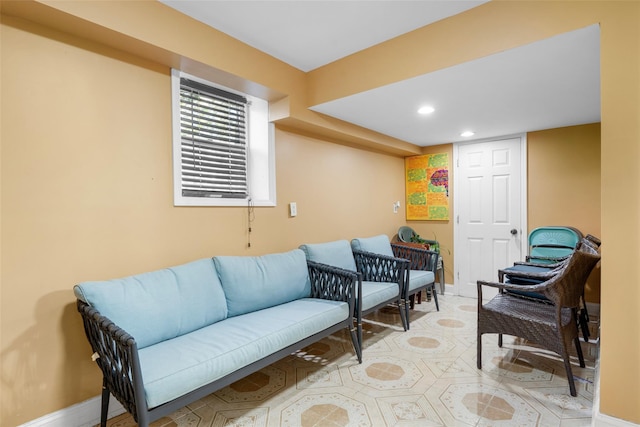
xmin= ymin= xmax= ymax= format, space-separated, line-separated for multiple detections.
xmin=214 ymin=249 xmax=311 ymax=317
xmin=74 ymin=258 xmax=227 ymax=349
xmin=351 ymin=235 xmax=394 ymax=257
xmin=299 ymin=240 xmax=357 ymax=271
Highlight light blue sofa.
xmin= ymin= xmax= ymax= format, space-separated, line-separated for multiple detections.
xmin=74 ymin=249 xmax=359 ymax=427
xmin=351 ymin=234 xmax=440 ymax=328
xmin=299 ymin=239 xmax=408 ymax=354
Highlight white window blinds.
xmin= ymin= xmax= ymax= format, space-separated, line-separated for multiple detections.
xmin=179 ymin=77 xmax=249 ymax=199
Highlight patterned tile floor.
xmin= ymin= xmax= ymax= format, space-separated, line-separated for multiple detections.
xmin=103 ymin=294 xmax=599 ymax=427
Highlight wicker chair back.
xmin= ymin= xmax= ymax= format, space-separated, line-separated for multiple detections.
xmin=477 ymin=242 xmax=601 ymax=396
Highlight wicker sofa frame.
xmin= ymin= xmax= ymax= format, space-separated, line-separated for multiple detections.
xmin=350 ymin=249 xmax=408 ymax=354
xmin=77 ymin=260 xmax=359 ymax=427
xmin=391 ymin=243 xmax=440 ymax=321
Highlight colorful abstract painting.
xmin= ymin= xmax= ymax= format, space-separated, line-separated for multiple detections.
xmin=405 ymin=153 xmax=449 ymax=220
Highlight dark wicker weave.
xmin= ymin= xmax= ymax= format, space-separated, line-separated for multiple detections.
xmin=477 ymin=243 xmax=601 ymax=396
xmin=498 ymin=236 xmax=601 ymax=342
xmin=514 ymin=234 xmax=601 ymax=269
xmin=391 ymin=243 xmax=440 ymax=327
xmin=77 ymin=260 xmax=360 ymax=427
xmin=352 ymin=249 xmax=408 ymax=344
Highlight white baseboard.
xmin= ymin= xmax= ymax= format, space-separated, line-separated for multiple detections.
xmin=594 ymin=413 xmax=640 ymax=427
xmin=18 ymin=394 xmax=125 ymax=427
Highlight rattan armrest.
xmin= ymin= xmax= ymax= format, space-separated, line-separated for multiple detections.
xmin=477 ymin=280 xmax=552 ymax=302
xmin=498 ymin=269 xmax=556 ymax=281
xmin=478 ymin=279 xmax=550 ymax=293
xmin=352 ymin=249 xmax=408 ymax=283
xmin=514 ymin=260 xmax=565 ymax=268
xmin=390 ymin=243 xmax=439 ymax=272
xmin=525 ymin=254 xmax=571 ymax=263
xmin=77 ymin=300 xmax=144 ymax=421
xmin=306 ymin=260 xmax=359 ymax=307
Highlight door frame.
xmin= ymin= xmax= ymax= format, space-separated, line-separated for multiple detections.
xmin=452 ymin=134 xmax=529 ymax=296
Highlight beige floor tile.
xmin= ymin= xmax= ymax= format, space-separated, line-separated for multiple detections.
xmin=99 ymin=295 xmax=597 ymax=427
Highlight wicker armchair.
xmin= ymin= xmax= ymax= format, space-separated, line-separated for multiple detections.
xmin=390 ymin=243 xmax=440 ymax=313
xmin=498 ymin=236 xmax=601 ymax=341
xmin=477 ymin=242 xmax=601 ymax=396
xmin=350 ymin=235 xmax=439 ymax=331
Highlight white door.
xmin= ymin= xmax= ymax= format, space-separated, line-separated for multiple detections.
xmin=455 ymin=136 xmax=526 ymax=299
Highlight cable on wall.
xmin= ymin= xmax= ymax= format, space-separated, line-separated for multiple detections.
xmin=247 ymin=197 xmax=255 ymax=248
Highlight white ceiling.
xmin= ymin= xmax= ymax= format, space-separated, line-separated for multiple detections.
xmin=161 ymin=1 xmax=600 ymax=146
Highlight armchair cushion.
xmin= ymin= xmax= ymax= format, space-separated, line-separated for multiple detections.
xmin=350 ymin=235 xmax=395 ymax=257
xmin=407 ymin=270 xmax=435 ymax=292
xmin=214 ymin=249 xmax=311 ymax=317
xmin=299 ymin=240 xmax=357 ymax=271
xmin=361 ymin=281 xmax=400 ymax=311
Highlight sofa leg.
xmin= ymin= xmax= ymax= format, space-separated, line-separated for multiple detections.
xmin=100 ymin=382 xmax=110 ymax=427
xmin=432 ymin=285 xmax=440 ymax=311
xmin=477 ymin=332 xmax=482 ymax=369
xmin=399 ymin=301 xmax=409 ymax=331
xmin=403 ymin=299 xmax=411 ymax=331
xmin=350 ymin=326 xmax=362 ymax=363
xmin=357 ymin=320 xmax=363 ymax=363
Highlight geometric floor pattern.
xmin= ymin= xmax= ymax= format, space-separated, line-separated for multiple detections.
xmin=102 ymin=294 xmax=599 ymax=427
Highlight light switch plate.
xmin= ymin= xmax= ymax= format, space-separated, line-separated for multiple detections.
xmin=289 ymin=202 xmax=297 ymax=217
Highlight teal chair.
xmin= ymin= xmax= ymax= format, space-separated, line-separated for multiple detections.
xmin=526 ymin=226 xmax=583 ymax=264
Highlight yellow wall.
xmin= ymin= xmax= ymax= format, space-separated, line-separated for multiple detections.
xmin=308 ymin=1 xmax=640 ymax=419
xmin=0 ymin=17 xmax=407 ymax=426
xmin=528 ymin=124 xmax=602 ymax=302
xmin=1 ymin=0 xmax=639 ymax=425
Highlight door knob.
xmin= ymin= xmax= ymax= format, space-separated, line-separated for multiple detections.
xmin=510 ymin=228 xmax=518 ymax=235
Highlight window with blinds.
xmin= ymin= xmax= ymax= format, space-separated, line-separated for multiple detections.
xmin=179 ymin=78 xmax=249 ymax=199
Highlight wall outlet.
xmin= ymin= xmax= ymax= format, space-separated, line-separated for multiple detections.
xmin=289 ymin=202 xmax=297 ymax=217
xmin=393 ymin=201 xmax=401 ymax=214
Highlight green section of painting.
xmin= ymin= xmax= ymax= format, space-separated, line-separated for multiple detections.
xmin=405 ymin=153 xmax=449 ymax=220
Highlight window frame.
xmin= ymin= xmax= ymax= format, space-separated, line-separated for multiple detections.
xmin=171 ymin=69 xmax=276 ymax=207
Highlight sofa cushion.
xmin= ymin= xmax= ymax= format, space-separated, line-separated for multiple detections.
xmin=407 ymin=270 xmax=435 ymax=292
xmin=139 ymin=298 xmax=349 ymax=409
xmin=299 ymin=240 xmax=357 ymax=271
xmin=213 ymin=249 xmax=311 ymax=317
xmin=361 ymin=281 xmax=400 ymax=311
xmin=351 ymin=235 xmax=395 ymax=257
xmin=74 ymin=258 xmax=227 ymax=349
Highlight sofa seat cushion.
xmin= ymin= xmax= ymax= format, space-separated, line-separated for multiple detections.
xmin=360 ymin=281 xmax=399 ymax=312
xmin=408 ymin=270 xmax=435 ymax=293
xmin=214 ymin=249 xmax=311 ymax=317
xmin=74 ymin=258 xmax=227 ymax=349
xmin=350 ymin=235 xmax=395 ymax=257
xmin=139 ymin=298 xmax=349 ymax=409
xmin=299 ymin=240 xmax=357 ymax=272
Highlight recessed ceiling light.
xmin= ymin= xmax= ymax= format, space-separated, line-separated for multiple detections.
xmin=460 ymin=131 xmax=475 ymax=137
xmin=417 ymin=106 xmax=435 ymax=115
